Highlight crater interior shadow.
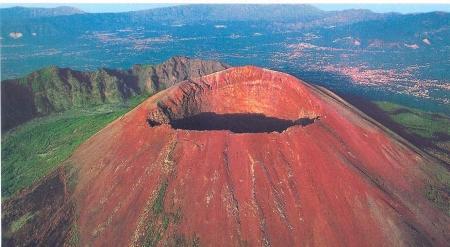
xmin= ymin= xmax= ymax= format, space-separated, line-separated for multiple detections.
xmin=149 ymin=112 xmax=319 ymax=133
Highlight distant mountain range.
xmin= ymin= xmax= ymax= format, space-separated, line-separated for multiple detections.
xmin=1 ymin=4 xmax=447 ymax=52
xmin=312 ymin=11 xmax=450 ymax=49
xmin=131 ymin=4 xmax=325 ymax=22
xmin=1 ymin=4 xmax=351 ymax=22
xmin=1 ymin=4 xmax=393 ymax=35
xmin=1 ymin=57 xmax=229 ymax=130
xmin=2 ymin=4 xmax=448 ymax=56
xmin=0 ymin=6 xmax=84 ymax=19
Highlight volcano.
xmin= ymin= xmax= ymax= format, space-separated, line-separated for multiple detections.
xmin=3 ymin=66 xmax=449 ymax=246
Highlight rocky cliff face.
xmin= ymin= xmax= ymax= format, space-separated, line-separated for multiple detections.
xmin=134 ymin=56 xmax=232 ymax=93
xmin=2 ymin=66 xmax=449 ymax=246
xmin=1 ymin=56 xmax=229 ymax=130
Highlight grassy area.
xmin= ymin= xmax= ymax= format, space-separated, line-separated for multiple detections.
xmin=10 ymin=212 xmax=34 ymax=233
xmin=375 ymin=101 xmax=450 ymax=139
xmin=1 ymin=94 xmax=149 ymax=198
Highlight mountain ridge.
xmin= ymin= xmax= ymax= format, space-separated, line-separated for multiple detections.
xmin=0 ymin=4 xmax=388 ymax=34
xmin=0 ymin=6 xmax=84 ymax=19
xmin=1 ymin=56 xmax=229 ymax=130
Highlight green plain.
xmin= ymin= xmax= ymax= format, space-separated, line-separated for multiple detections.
xmin=1 ymin=94 xmax=149 ymax=198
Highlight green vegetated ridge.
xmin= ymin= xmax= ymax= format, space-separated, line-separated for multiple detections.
xmin=1 ymin=56 xmax=229 ymax=130
xmin=2 ymin=65 xmax=148 ymax=130
xmin=1 ymin=94 xmax=148 ymax=198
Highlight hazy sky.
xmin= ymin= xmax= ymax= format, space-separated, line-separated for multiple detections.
xmin=1 ymin=3 xmax=449 ymax=14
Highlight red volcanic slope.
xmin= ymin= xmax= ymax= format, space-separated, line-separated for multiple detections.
xmin=69 ymin=66 xmax=449 ymax=246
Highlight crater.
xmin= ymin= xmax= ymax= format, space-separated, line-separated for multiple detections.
xmin=149 ymin=112 xmax=319 ymax=133
xmin=146 ymin=67 xmax=322 ymax=133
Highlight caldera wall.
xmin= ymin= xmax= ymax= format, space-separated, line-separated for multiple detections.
xmin=147 ymin=67 xmax=321 ymax=127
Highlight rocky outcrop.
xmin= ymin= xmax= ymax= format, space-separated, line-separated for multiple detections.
xmin=1 ymin=56 xmax=229 ymax=130
xmin=134 ymin=56 xmax=231 ymax=93
xmin=4 ymin=66 xmax=448 ymax=246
